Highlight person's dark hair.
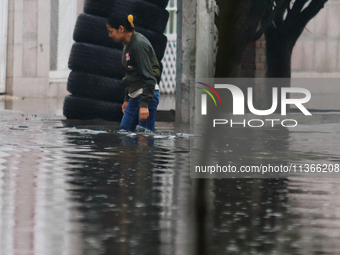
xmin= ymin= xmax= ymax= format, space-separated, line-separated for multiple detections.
xmin=106 ymin=12 xmax=135 ymax=32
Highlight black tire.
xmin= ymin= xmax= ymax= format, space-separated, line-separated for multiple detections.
xmin=73 ymin=13 xmax=123 ymax=50
xmin=67 ymin=71 xmax=126 ymax=103
xmin=63 ymin=95 xmax=123 ymax=121
xmin=143 ymin=0 xmax=169 ymax=9
xmin=68 ymin=42 xmax=125 ymax=79
xmin=73 ymin=13 xmax=168 ymax=61
xmin=84 ymin=0 xmax=169 ymax=34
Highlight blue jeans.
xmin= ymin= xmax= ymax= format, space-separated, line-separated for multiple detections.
xmin=119 ymin=90 xmax=160 ymax=132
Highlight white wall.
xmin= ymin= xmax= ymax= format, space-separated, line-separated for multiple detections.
xmin=6 ymin=0 xmax=51 ymax=98
xmin=292 ymin=0 xmax=340 ymax=77
xmin=49 ymin=0 xmax=78 ymax=81
xmin=0 ymin=0 xmax=8 ymax=93
xmin=4 ymin=0 xmax=80 ymax=98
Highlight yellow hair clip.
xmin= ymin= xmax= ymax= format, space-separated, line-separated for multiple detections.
xmin=128 ymin=14 xmax=135 ymax=28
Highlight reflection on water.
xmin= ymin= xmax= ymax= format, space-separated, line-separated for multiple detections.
xmin=64 ymin=127 xmax=181 ymax=255
xmin=1 ymin=112 xmax=340 ymax=254
xmin=203 ymin=121 xmax=340 ymax=254
xmin=211 ymin=177 xmax=340 ymax=255
xmin=0 ymin=113 xmax=193 ymax=255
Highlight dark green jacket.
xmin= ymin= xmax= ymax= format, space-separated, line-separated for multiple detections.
xmin=122 ymin=31 xmax=161 ymax=108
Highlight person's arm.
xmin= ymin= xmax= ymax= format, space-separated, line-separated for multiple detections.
xmin=124 ymin=86 xmax=129 ymax=102
xmin=153 ymin=61 xmax=161 ymax=84
xmin=134 ymin=43 xmax=157 ymax=108
xmin=121 ymin=87 xmax=128 ymax=113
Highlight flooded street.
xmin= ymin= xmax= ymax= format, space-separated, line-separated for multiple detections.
xmin=0 ymin=110 xmax=192 ymax=255
xmin=1 ymin=0 xmax=339 ymax=253
xmin=1 ymin=109 xmax=340 ymax=254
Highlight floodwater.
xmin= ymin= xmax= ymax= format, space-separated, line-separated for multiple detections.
xmin=1 ymin=109 xmax=340 ymax=255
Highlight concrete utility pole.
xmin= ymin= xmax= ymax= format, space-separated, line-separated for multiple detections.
xmin=176 ymin=0 xmax=197 ymax=123
xmin=176 ymin=2 xmax=216 ymax=255
xmin=193 ymin=3 xmax=215 ymax=255
xmin=195 ymin=0 xmax=215 ymax=79
xmin=176 ymin=0 xmax=215 ymax=123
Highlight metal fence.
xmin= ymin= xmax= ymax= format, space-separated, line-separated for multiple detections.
xmin=159 ymin=0 xmax=177 ymax=95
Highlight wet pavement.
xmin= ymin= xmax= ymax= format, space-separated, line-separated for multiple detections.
xmin=0 ymin=110 xmax=193 ymax=255
xmin=0 ymin=94 xmax=176 ymax=116
xmin=1 ymin=109 xmax=340 ymax=254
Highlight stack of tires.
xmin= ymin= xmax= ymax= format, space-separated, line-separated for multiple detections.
xmin=63 ymin=0 xmax=170 ymax=121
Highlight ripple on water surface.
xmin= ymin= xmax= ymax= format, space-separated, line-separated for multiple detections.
xmin=1 ymin=113 xmax=340 ymax=254
xmin=0 ymin=114 xmax=192 ymax=255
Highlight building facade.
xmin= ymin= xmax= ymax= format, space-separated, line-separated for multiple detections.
xmin=1 ymin=0 xmax=84 ymax=97
xmin=0 ymin=0 xmax=177 ymax=98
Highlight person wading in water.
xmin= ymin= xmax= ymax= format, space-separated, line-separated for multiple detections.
xmin=106 ymin=12 xmax=161 ymax=132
